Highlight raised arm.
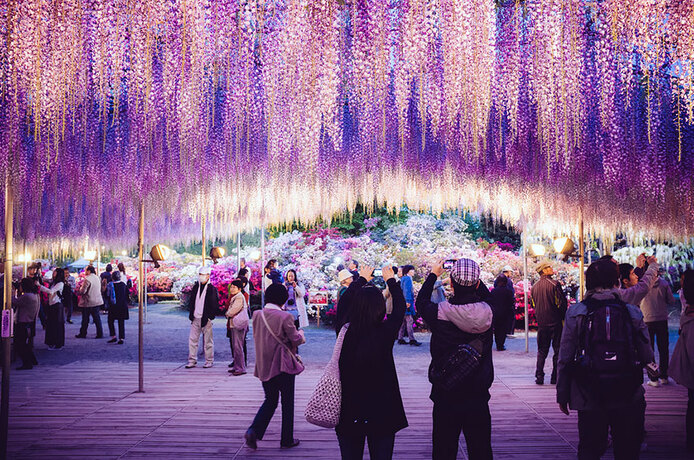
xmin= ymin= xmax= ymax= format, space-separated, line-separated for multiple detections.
xmin=416 ymin=262 xmax=445 ymax=325
xmin=384 ymin=273 xmax=406 ymax=337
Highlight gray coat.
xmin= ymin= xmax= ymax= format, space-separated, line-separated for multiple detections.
xmin=669 ymin=309 xmax=694 ymax=390
xmin=556 ymin=289 xmax=654 ymax=411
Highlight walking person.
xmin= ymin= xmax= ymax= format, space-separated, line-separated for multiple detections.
xmin=63 ymin=267 xmax=76 ymax=324
xmin=75 ymin=265 xmax=105 ymax=339
xmin=556 ymin=258 xmax=657 ymax=460
xmin=227 ymin=279 xmax=249 ymax=376
xmin=106 ymin=270 xmax=129 ymax=344
xmin=38 ymin=268 xmax=66 ymax=349
xmin=489 ymin=274 xmax=515 ymax=351
xmin=498 ymin=266 xmax=517 ymax=336
xmin=13 ymin=278 xmax=40 ymax=369
xmin=669 ymin=269 xmax=694 ymax=453
xmin=336 ymin=265 xmax=408 ymax=460
xmin=100 ymin=264 xmax=113 ymax=311
xmin=397 ymin=265 xmax=421 ymax=346
xmin=416 ymin=259 xmax=494 ymax=460
xmin=245 ymin=283 xmax=305 ymax=450
xmin=640 ymin=268 xmax=675 ymax=387
xmin=284 ymin=269 xmax=309 ymax=329
xmin=531 ymin=261 xmax=568 ymax=385
xmin=185 ymin=266 xmax=218 ymax=368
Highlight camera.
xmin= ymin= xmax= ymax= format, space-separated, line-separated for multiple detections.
xmin=372 ymin=269 xmax=383 ymax=277
xmin=443 ymin=259 xmax=457 ymax=270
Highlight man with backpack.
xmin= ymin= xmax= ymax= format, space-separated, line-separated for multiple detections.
xmin=416 ymin=259 xmax=493 ymax=460
xmin=557 ymin=258 xmax=656 ymax=459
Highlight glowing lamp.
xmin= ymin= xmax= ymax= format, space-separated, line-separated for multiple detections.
xmin=209 ymin=247 xmax=226 ymax=264
xmin=249 ymin=250 xmax=261 ymax=261
xmin=553 ymin=237 xmax=576 ymax=255
xmin=149 ymin=244 xmax=171 ymax=268
xmin=83 ymin=250 xmax=97 ymax=260
xmin=529 ymin=244 xmax=546 ymax=257
xmin=17 ymin=253 xmax=31 ymax=263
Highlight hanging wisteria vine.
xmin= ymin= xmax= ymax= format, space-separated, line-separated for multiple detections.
xmin=0 ymin=0 xmax=693 ymax=250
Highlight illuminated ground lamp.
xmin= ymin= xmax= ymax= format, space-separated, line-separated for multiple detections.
xmin=209 ymin=247 xmax=225 ymax=264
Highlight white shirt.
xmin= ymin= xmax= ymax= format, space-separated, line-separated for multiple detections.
xmin=40 ymin=282 xmax=64 ymax=306
xmin=194 ymin=282 xmax=209 ymax=319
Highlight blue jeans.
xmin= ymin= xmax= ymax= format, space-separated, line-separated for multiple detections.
xmin=248 ymin=373 xmax=295 ymax=445
xmin=79 ymin=306 xmax=104 ymax=337
xmin=337 ymin=432 xmax=395 ymax=460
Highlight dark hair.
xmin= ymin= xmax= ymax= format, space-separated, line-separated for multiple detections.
xmin=451 ymin=278 xmax=478 ymax=297
xmin=349 ymin=285 xmax=386 ymax=334
xmin=682 ymin=269 xmax=694 ymax=306
xmin=105 ymin=264 xmax=113 ymax=272
xmin=350 ymin=260 xmax=359 ymax=268
xmin=265 ymin=283 xmax=288 ymax=306
xmin=237 ymin=276 xmax=249 ymax=288
xmin=402 ymin=265 xmax=415 ymax=276
xmin=392 ymin=266 xmax=399 ymax=274
xmin=112 ymin=270 xmax=122 ymax=281
xmin=618 ymin=263 xmax=634 ymax=287
xmin=231 ymin=279 xmax=244 ymax=290
xmin=264 ymin=261 xmax=273 ymax=271
xmin=286 ymin=269 xmax=297 ymax=282
xmin=585 ymin=259 xmax=620 ymax=291
xmin=20 ymin=277 xmax=35 ymax=294
xmin=494 ymin=274 xmax=508 ymax=288
xmin=238 ymin=267 xmax=249 ymax=277
xmin=53 ymin=268 xmax=66 ymax=285
xmin=118 ymin=262 xmax=126 ymax=274
xmin=86 ymin=265 xmax=96 ymax=274
xmin=598 ymin=255 xmax=615 ymax=262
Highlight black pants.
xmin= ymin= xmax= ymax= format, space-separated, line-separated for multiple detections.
xmin=79 ymin=306 xmax=104 ymax=337
xmin=493 ymin=313 xmax=510 ymax=349
xmin=646 ymin=320 xmax=669 ymax=379
xmin=108 ymin=316 xmax=125 ymax=339
xmin=536 ymin=324 xmax=562 ymax=381
xmin=687 ymin=389 xmax=694 ymax=452
xmin=14 ymin=322 xmax=37 ymax=368
xmin=45 ymin=302 xmax=65 ymax=348
xmin=249 ymin=373 xmax=295 ymax=445
xmin=65 ymin=300 xmax=73 ymax=322
xmin=337 ymin=432 xmax=395 ymax=460
xmin=432 ymin=398 xmax=492 ymax=460
xmin=577 ymin=399 xmax=645 ymax=460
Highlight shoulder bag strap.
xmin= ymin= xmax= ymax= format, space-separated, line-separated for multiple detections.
xmin=330 ymin=324 xmax=349 ymax=365
xmin=260 ymin=310 xmax=301 ymax=362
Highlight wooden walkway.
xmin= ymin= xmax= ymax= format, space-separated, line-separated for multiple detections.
xmin=5 ymin=352 xmax=691 ymax=459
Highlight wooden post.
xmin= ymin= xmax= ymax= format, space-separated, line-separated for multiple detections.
xmin=137 ymin=202 xmax=144 ymax=393
xmin=260 ymin=224 xmax=265 ymax=307
xmin=1 ymin=179 xmax=13 ymax=459
xmin=578 ymin=211 xmax=585 ymax=301
xmin=236 ymin=229 xmax=241 ymax=271
xmin=201 ymin=216 xmax=206 ymax=267
xmin=22 ymin=240 xmax=27 ymax=277
xmin=522 ymin=231 xmax=529 ymax=353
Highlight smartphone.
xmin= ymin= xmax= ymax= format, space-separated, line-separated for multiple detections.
xmin=443 ymin=259 xmax=457 ymax=270
xmin=372 ymin=269 xmax=383 ymax=277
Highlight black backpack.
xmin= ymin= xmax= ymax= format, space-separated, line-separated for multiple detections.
xmin=573 ymin=295 xmax=643 ymax=403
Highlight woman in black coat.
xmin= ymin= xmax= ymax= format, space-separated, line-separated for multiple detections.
xmin=488 ymin=274 xmax=515 ymax=351
xmin=107 ymin=270 xmax=129 ymax=344
xmin=336 ymin=265 xmax=407 ymax=460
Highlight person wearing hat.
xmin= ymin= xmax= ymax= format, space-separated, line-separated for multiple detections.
xmin=185 ymin=266 xmax=219 ymax=368
xmin=416 ymin=258 xmax=494 ymax=460
xmin=335 ymin=268 xmax=356 ymax=336
xmin=530 ymin=261 xmax=567 ymax=385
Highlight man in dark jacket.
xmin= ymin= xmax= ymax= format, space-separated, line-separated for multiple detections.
xmin=489 ymin=274 xmax=515 ymax=351
xmin=556 ymin=258 xmax=655 ymax=459
xmin=531 ymin=261 xmax=567 ymax=385
xmin=416 ymin=259 xmax=494 ymax=460
xmin=335 ymin=267 xmax=369 ymax=335
xmin=185 ymin=266 xmax=219 ymax=368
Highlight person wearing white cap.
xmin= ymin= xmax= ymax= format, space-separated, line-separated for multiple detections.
xmin=185 ymin=266 xmax=219 ymax=368
xmin=416 ymin=258 xmax=494 ymax=460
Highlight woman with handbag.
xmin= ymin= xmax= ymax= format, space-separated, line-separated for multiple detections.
xmin=38 ymin=268 xmax=66 ymax=350
xmin=284 ymin=269 xmax=309 ymax=329
xmin=226 ymin=279 xmax=249 ymax=375
xmin=336 ymin=265 xmax=407 ymax=460
xmin=245 ymin=283 xmax=305 ymax=450
xmin=107 ymin=270 xmax=129 ymax=344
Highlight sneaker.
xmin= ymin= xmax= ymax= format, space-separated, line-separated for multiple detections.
xmin=496 ymin=346 xmax=506 ymax=351
xmin=203 ymin=362 xmax=214 ymax=368
xmin=397 ymin=339 xmax=407 ymax=345
xmin=107 ymin=338 xmax=118 ymax=343
xmin=506 ymin=334 xmax=516 ymax=339
xmin=658 ymin=378 xmax=669 ymax=385
xmin=66 ymin=320 xmax=73 ymax=324
xmin=409 ymin=340 xmax=422 ymax=347
xmin=229 ymin=370 xmax=247 ymax=376
xmin=228 ymin=362 xmax=234 ymax=368
xmin=647 ymin=380 xmax=660 ymax=387
xmin=117 ymin=339 xmax=124 ymax=345
xmin=535 ymin=378 xmax=544 ymax=385
xmin=75 ymin=334 xmax=87 ymax=339
xmin=281 ymin=439 xmax=300 ymax=449
xmin=185 ymin=363 xmax=196 ymax=369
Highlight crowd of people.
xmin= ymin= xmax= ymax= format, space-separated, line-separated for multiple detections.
xmin=5 ymin=249 xmax=693 ymax=459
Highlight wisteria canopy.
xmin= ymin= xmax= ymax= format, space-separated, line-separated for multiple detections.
xmin=0 ymin=0 xmax=693 ymax=249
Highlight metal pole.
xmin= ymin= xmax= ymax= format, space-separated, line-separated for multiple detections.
xmin=522 ymin=231 xmax=529 ymax=353
xmin=137 ymin=202 xmax=144 ymax=393
xmin=236 ymin=229 xmax=241 ymax=271
xmin=578 ymin=211 xmax=585 ymax=301
xmin=260 ymin=224 xmax=265 ymax=307
xmin=1 ymin=179 xmax=14 ymax=460
xmin=201 ymin=216 xmax=206 ymax=267
xmin=96 ymin=245 xmax=100 ymax=276
xmin=22 ymin=240 xmax=27 ymax=277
